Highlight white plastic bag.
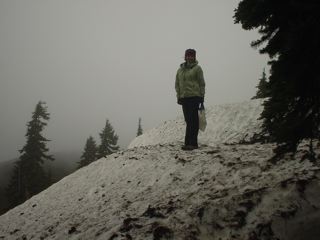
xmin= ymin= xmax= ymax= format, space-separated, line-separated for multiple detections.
xmin=199 ymin=109 xmax=207 ymax=132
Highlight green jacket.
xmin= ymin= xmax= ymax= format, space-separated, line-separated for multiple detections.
xmin=175 ymin=60 xmax=205 ymax=100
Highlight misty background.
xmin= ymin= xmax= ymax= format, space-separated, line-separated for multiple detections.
xmin=0 ymin=0 xmax=268 ymax=162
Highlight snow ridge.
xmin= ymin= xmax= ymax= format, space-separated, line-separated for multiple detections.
xmin=129 ymin=99 xmax=264 ymax=148
xmin=1 ymin=99 xmax=319 ymax=240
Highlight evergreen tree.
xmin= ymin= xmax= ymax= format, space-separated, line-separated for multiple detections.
xmin=97 ymin=119 xmax=119 ymax=158
xmin=252 ymin=69 xmax=270 ymax=99
xmin=78 ymin=136 xmax=98 ymax=168
xmin=6 ymin=101 xmax=54 ymax=207
xmin=137 ymin=118 xmax=143 ymax=136
xmin=234 ymin=1 xmax=320 ymax=159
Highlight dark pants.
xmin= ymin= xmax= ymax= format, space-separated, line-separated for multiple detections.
xmin=182 ymin=97 xmax=200 ymax=147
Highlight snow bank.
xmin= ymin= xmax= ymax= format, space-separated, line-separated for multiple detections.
xmin=1 ymin=99 xmax=319 ymax=240
xmin=129 ymin=99 xmax=264 ymax=148
xmin=0 ymin=142 xmax=319 ymax=240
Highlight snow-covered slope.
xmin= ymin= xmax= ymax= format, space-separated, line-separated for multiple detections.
xmin=1 ymin=100 xmax=320 ymax=240
xmin=129 ymin=99 xmax=264 ymax=148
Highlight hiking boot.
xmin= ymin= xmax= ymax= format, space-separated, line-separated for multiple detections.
xmin=181 ymin=145 xmax=198 ymax=151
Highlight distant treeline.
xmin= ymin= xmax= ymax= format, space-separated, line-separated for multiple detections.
xmin=1 ymin=101 xmax=143 ymax=215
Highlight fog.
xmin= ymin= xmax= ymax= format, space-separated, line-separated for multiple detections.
xmin=0 ymin=0 xmax=268 ymax=162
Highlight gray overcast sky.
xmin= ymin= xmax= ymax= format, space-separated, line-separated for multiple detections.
xmin=0 ymin=0 xmax=268 ymax=161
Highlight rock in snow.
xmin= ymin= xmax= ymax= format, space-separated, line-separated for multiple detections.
xmin=1 ymin=100 xmax=320 ymax=240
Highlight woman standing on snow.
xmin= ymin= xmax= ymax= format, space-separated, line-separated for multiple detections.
xmin=175 ymin=49 xmax=205 ymax=150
